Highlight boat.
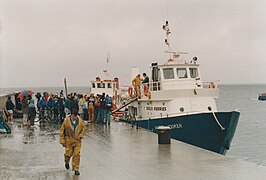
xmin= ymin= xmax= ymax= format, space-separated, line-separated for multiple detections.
xmin=114 ymin=21 xmax=240 ymax=155
xmin=89 ymin=54 xmax=129 ymax=118
xmin=258 ymin=93 xmax=266 ymax=101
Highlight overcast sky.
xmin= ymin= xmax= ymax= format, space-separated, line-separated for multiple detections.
xmin=0 ymin=0 xmax=265 ymax=88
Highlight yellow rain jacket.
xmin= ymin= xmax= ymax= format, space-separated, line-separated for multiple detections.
xmin=60 ymin=116 xmax=86 ymax=171
xmin=132 ymin=75 xmax=142 ymax=98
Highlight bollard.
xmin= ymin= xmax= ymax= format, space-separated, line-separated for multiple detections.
xmin=156 ymin=126 xmax=171 ymax=144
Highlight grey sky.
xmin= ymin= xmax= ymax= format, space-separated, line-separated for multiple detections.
xmin=0 ymin=0 xmax=265 ymax=88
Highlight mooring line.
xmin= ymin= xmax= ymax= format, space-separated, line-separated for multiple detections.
xmin=212 ymin=111 xmax=225 ymax=131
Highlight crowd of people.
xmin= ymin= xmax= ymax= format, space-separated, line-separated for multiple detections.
xmin=36 ymin=91 xmax=113 ymax=126
xmin=5 ymin=90 xmax=114 ymax=127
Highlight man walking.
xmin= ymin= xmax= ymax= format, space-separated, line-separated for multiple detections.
xmin=60 ymin=109 xmax=86 ymax=175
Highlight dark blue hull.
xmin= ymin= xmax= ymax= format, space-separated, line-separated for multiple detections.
xmin=123 ymin=111 xmax=240 ymax=154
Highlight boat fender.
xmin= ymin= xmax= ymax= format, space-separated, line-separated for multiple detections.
xmin=128 ymin=87 xmax=133 ymax=98
xmin=223 ymin=140 xmax=230 ymax=150
xmin=208 ymin=82 xmax=216 ymax=88
xmin=111 ymin=103 xmax=117 ymax=111
xmin=144 ymin=84 xmax=149 ymax=96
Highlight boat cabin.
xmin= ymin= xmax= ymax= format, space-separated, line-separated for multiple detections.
xmin=90 ymin=77 xmax=119 ymax=97
xmin=150 ymin=60 xmax=203 ymax=91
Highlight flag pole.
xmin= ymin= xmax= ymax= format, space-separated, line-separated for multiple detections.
xmin=64 ymin=78 xmax=68 ymax=97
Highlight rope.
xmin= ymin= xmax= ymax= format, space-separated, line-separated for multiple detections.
xmin=157 ymin=0 xmax=165 ymax=22
xmin=212 ymin=111 xmax=225 ymax=131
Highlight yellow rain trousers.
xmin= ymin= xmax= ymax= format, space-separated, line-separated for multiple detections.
xmin=132 ymin=76 xmax=142 ymax=98
xmin=60 ymin=116 xmax=86 ymax=171
xmin=88 ymin=102 xmax=95 ymax=122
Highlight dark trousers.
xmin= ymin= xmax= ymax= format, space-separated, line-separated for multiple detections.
xmin=28 ymin=107 xmax=36 ymax=126
xmin=59 ymin=108 xmax=65 ymax=124
xmin=83 ymin=108 xmax=88 ymax=121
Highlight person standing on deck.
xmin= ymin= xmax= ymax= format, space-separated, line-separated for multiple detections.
xmin=71 ymin=96 xmax=79 ymax=114
xmin=28 ymin=98 xmax=36 ymax=127
xmin=78 ymin=95 xmax=84 ymax=118
xmin=82 ymin=93 xmax=88 ymax=121
xmin=88 ymin=94 xmax=95 ymax=123
xmin=105 ymin=94 xmax=112 ymax=125
xmin=142 ymin=73 xmax=149 ymax=84
xmin=6 ymin=95 xmax=15 ymax=124
xmin=21 ymin=96 xmax=29 ymax=126
xmin=65 ymin=94 xmax=71 ymax=116
xmin=53 ymin=95 xmax=59 ymax=124
xmin=58 ymin=95 xmax=65 ymax=124
xmin=60 ymin=108 xmax=86 ymax=176
xmin=99 ymin=93 xmax=105 ymax=123
xmin=132 ymin=74 xmax=142 ymax=98
xmin=94 ymin=96 xmax=100 ymax=122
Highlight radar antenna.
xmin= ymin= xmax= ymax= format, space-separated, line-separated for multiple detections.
xmin=163 ymin=21 xmax=187 ymax=61
xmin=103 ymin=51 xmax=110 ymax=78
xmin=162 ymin=20 xmax=171 ymax=53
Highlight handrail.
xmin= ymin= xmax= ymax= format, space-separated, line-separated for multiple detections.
xmin=111 ymin=97 xmax=138 ymax=114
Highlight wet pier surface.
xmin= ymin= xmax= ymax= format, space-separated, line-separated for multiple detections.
xmin=1 ymin=120 xmax=266 ymax=180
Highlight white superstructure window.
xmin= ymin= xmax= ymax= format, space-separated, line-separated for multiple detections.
xmin=163 ymin=68 xmax=175 ymax=79
xmin=177 ymin=68 xmax=187 ymax=79
xmin=108 ymin=83 xmax=112 ymax=88
xmin=92 ymin=83 xmax=95 ymax=88
xmin=97 ymin=83 xmax=105 ymax=88
xmin=189 ymin=68 xmax=198 ymax=78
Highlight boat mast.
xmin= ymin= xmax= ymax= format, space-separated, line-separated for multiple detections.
xmin=163 ymin=21 xmax=187 ymax=62
xmin=103 ymin=51 xmax=110 ymax=79
xmin=163 ymin=21 xmax=172 ymax=59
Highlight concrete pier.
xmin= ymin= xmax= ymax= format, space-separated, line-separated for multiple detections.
xmin=0 ymin=120 xmax=266 ymax=180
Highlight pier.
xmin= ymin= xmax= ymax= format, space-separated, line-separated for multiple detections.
xmin=0 ymin=119 xmax=266 ymax=180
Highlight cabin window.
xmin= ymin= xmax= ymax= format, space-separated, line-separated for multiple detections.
xmin=107 ymin=83 xmax=112 ymax=88
xmin=177 ymin=68 xmax=187 ymax=79
xmin=158 ymin=68 xmax=161 ymax=81
xmin=189 ymin=68 xmax=198 ymax=78
xmin=97 ymin=83 xmax=105 ymax=88
xmin=92 ymin=83 xmax=95 ymax=88
xmin=163 ymin=68 xmax=175 ymax=79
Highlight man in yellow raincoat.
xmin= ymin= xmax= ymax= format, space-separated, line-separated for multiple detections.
xmin=60 ymin=109 xmax=86 ymax=176
xmin=132 ymin=74 xmax=142 ymax=98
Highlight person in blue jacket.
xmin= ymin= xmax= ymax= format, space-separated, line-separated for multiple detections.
xmin=6 ymin=96 xmax=15 ymax=124
xmin=58 ymin=95 xmax=65 ymax=124
xmin=104 ymin=95 xmax=112 ymax=125
xmin=38 ymin=96 xmax=47 ymax=126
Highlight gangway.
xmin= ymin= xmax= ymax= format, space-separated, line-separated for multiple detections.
xmin=111 ymin=97 xmax=138 ymax=114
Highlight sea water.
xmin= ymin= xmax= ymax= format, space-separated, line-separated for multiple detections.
xmin=217 ymin=84 xmax=266 ymax=166
xmin=1 ymin=84 xmax=266 ymax=165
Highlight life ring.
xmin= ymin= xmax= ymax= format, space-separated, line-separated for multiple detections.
xmin=208 ymin=82 xmax=216 ymax=89
xmin=111 ymin=103 xmax=117 ymax=111
xmin=112 ymin=95 xmax=116 ymax=103
xmin=128 ymin=87 xmax=133 ymax=98
xmin=144 ymin=84 xmax=149 ymax=96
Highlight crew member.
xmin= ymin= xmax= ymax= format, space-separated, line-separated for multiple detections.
xmin=60 ymin=109 xmax=86 ymax=176
xmin=132 ymin=74 xmax=142 ymax=98
xmin=142 ymin=73 xmax=149 ymax=84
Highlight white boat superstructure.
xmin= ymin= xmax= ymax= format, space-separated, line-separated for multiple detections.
xmin=90 ymin=77 xmax=119 ymax=98
xmin=129 ymin=59 xmax=219 ymax=120
xmin=118 ymin=21 xmax=239 ymax=155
